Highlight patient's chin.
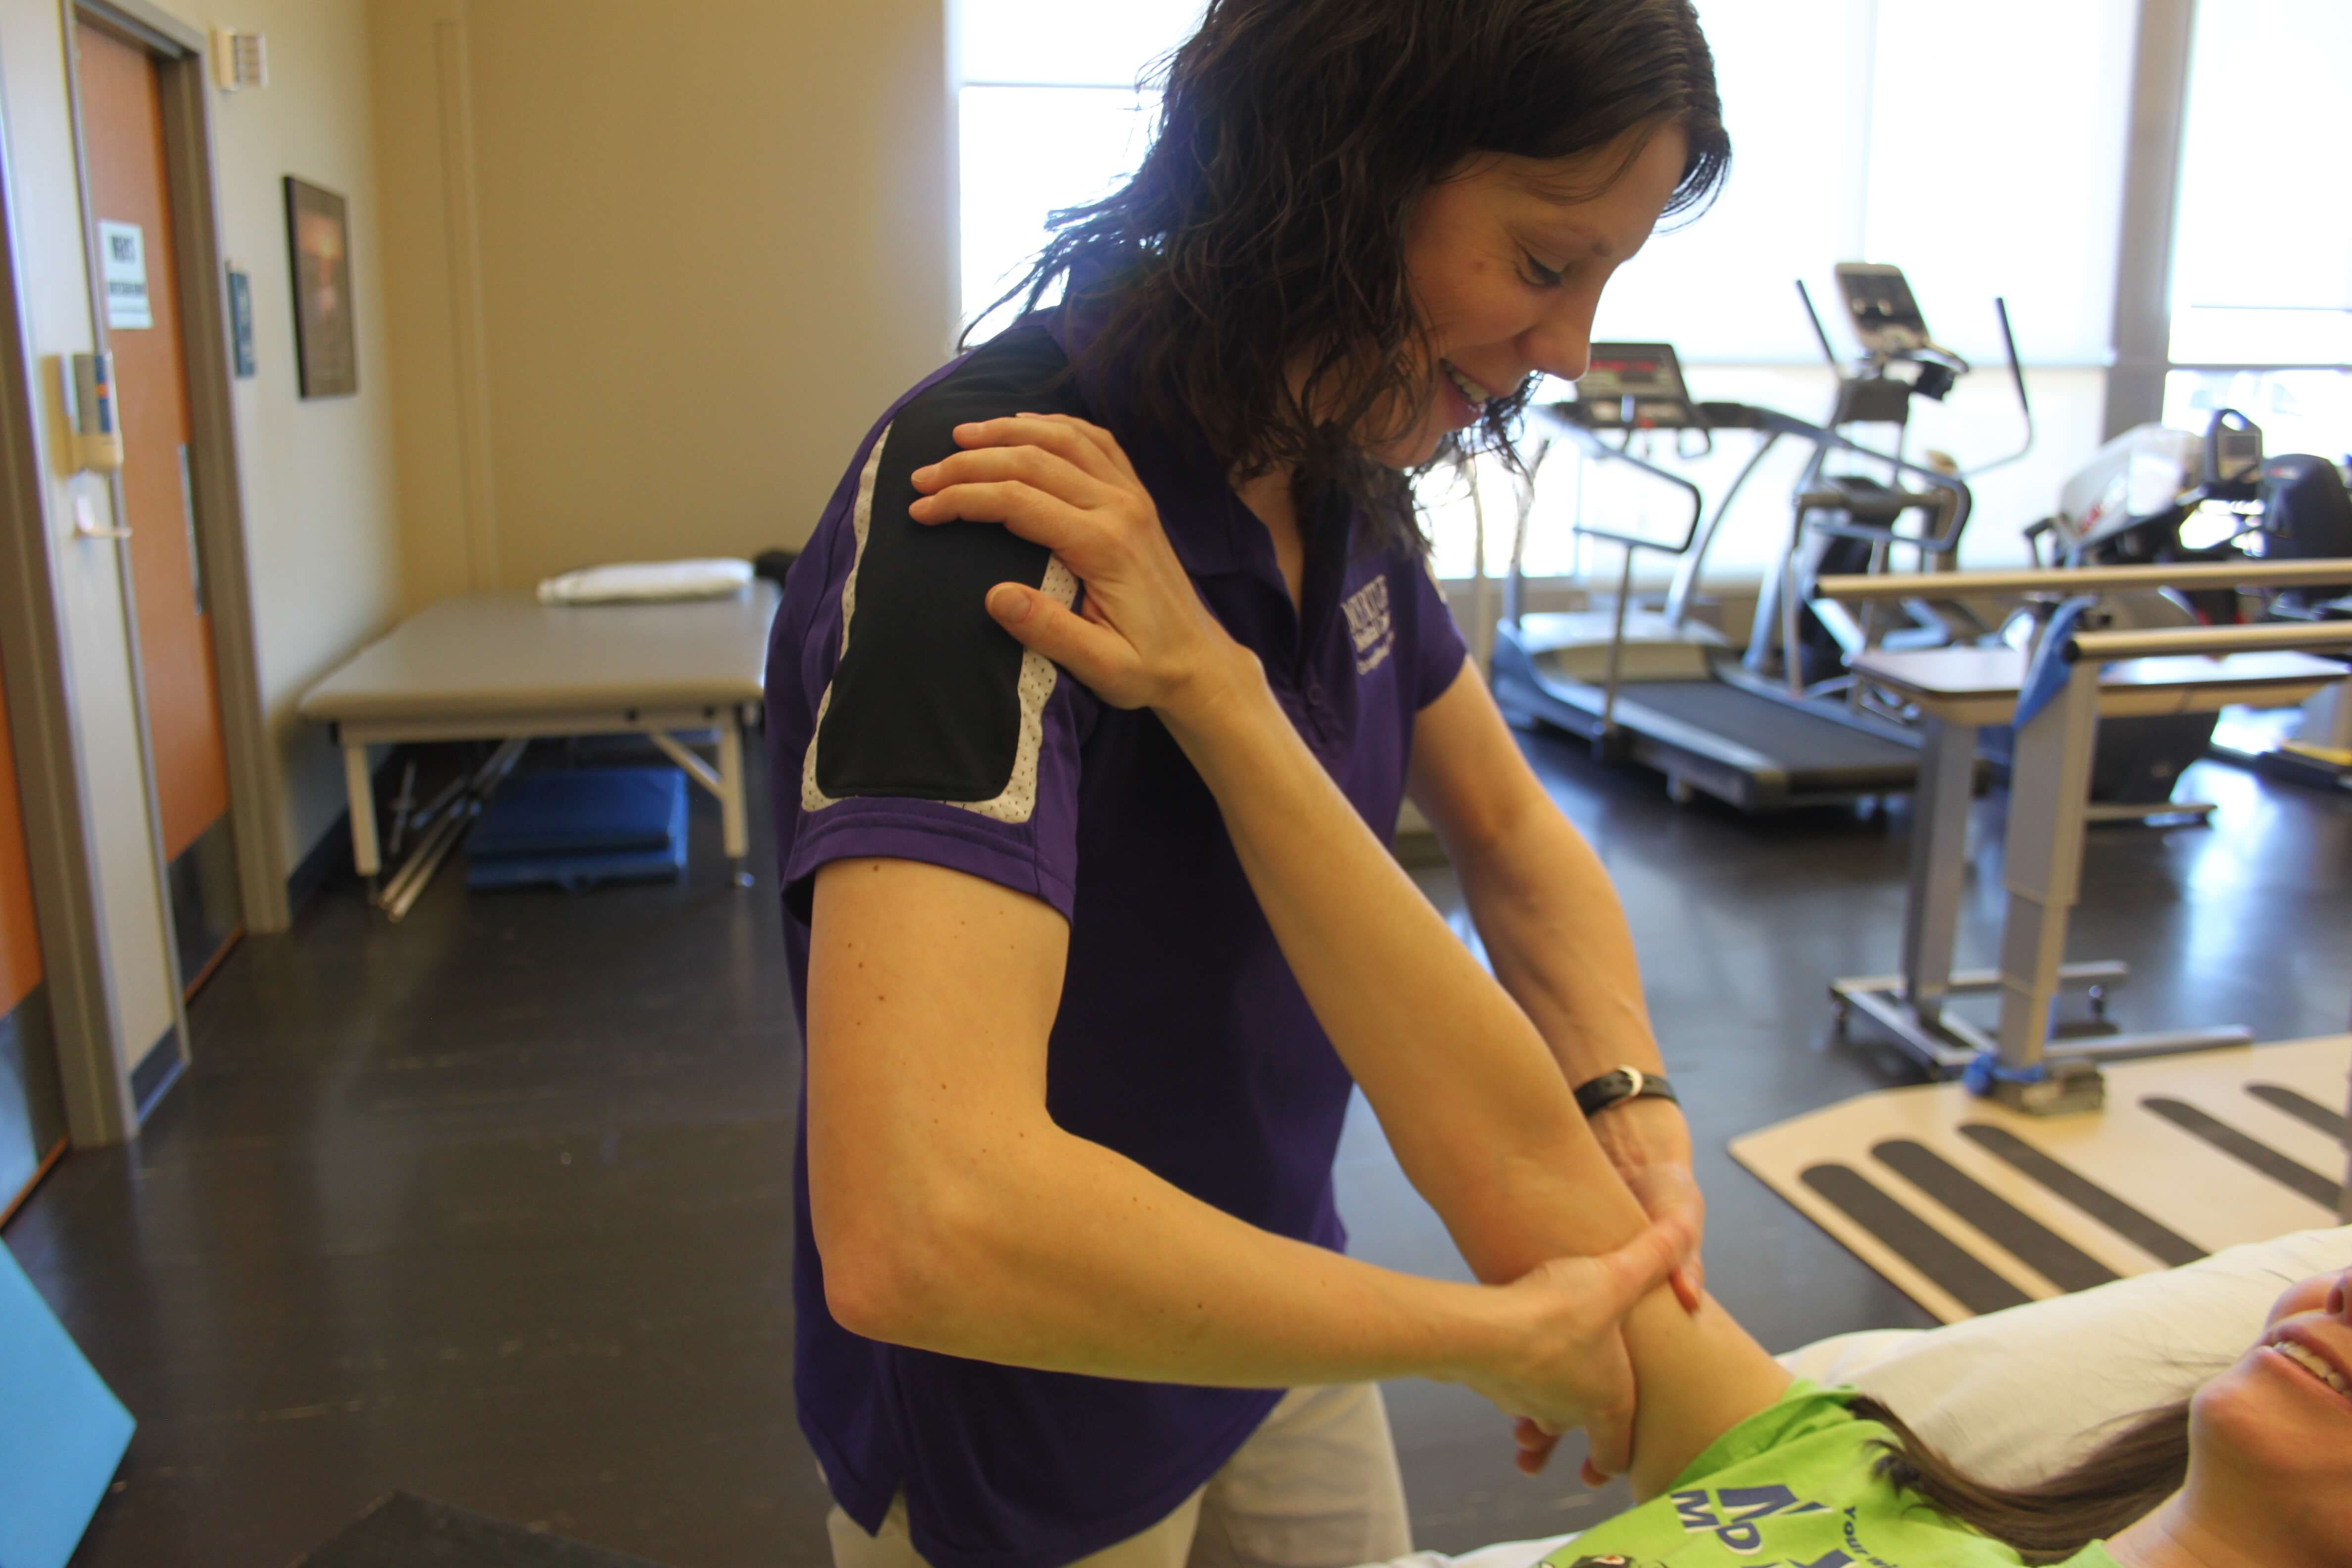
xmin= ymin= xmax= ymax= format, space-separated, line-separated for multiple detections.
xmin=2191 ymin=1360 xmax=2352 ymax=1536
xmin=2159 ymin=1276 xmax=2352 ymax=1560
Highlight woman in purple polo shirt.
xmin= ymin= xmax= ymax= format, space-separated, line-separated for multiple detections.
xmin=765 ymin=3 xmax=1729 ymax=1566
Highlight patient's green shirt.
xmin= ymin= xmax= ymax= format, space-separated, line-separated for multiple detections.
xmin=1545 ymin=1383 xmax=2123 ymax=1568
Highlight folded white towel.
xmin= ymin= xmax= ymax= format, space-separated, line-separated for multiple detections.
xmin=536 ymin=558 xmax=755 ymax=605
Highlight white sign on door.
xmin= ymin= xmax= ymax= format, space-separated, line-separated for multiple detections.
xmin=99 ymin=220 xmax=151 ymax=330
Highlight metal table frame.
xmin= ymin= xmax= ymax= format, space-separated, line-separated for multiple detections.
xmin=333 ymin=703 xmax=759 ymax=884
xmin=1815 ymin=561 xmax=2352 ymax=1111
xmin=300 ymin=588 xmax=778 ymax=911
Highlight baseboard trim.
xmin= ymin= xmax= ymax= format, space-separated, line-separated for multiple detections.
xmin=286 ymin=809 xmax=352 ymax=918
xmin=129 ymin=1023 xmax=184 ymax=1121
xmin=0 ymin=1134 xmax=66 ymax=1228
xmin=287 ymin=749 xmax=416 ymax=917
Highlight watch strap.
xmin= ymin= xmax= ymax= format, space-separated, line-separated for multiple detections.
xmin=1574 ymin=1066 xmax=1679 ymax=1118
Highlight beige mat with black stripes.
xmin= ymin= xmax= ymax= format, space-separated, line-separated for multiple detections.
xmin=1730 ymin=1035 xmax=2352 ymax=1323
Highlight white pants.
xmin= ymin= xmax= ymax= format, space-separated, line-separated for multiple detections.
xmin=826 ymin=1383 xmax=1414 ymax=1568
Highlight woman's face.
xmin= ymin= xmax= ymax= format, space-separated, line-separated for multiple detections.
xmin=2182 ymin=1265 xmax=2352 ymax=1554
xmin=1366 ymin=123 xmax=1690 ymax=470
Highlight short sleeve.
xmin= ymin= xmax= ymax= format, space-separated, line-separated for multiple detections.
xmin=781 ymin=328 xmax=1096 ymax=923
xmin=1408 ymin=553 xmax=1469 ymax=710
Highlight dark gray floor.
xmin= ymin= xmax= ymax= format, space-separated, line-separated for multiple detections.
xmin=11 ymin=731 xmax=2349 ymax=1567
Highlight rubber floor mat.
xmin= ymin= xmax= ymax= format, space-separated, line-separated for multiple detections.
xmin=1730 ymin=1035 xmax=2351 ymax=1323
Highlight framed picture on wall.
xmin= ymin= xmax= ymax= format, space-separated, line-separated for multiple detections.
xmin=284 ymin=177 xmax=356 ymax=398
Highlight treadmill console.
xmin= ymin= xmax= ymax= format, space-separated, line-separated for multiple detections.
xmin=1570 ymin=343 xmax=1703 ymax=429
xmin=1835 ymin=263 xmax=1929 ymax=356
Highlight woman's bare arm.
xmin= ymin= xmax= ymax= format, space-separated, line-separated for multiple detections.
xmin=1155 ymin=654 xmax=1793 ymax=1494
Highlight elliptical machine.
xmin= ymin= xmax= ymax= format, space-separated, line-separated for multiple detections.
xmin=1741 ymin=264 xmax=2033 ymax=711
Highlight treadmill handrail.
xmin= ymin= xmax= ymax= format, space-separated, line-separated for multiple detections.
xmin=1550 ymin=420 xmax=1707 ymax=554
xmin=2064 ymin=620 xmax=2352 ymax=663
xmin=1666 ymin=430 xmax=1784 ymax=631
xmin=1816 ymin=557 xmax=2352 ymax=602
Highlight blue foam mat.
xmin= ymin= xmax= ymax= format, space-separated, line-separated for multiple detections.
xmin=467 ymin=768 xmax=688 ymax=893
xmin=0 ymin=1239 xmax=134 ymax=1568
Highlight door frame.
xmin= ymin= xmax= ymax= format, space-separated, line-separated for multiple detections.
xmin=0 ymin=34 xmax=137 ymax=1143
xmin=66 ymin=0 xmax=287 ymax=949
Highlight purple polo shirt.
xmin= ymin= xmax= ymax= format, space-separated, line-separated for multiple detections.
xmin=766 ymin=284 xmax=1468 ymax=1568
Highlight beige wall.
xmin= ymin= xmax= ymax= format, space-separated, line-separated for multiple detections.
xmin=372 ymin=0 xmax=956 ymax=602
xmin=0 ymin=0 xmax=946 ymax=1131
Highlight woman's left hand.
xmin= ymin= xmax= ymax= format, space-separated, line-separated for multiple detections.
xmin=907 ymin=413 xmax=1258 ymax=717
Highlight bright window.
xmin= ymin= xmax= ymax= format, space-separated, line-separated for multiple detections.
xmin=958 ymin=0 xmax=1203 ymax=89
xmin=953 ymin=2 xmax=2139 ymax=583
xmin=2163 ymin=370 xmax=2352 ymax=467
xmin=957 ymin=1 xmax=1201 ymax=336
xmin=1588 ymin=0 xmax=1856 ymax=364
xmin=958 ymin=86 xmax=1159 ymax=337
xmin=1594 ymin=0 xmax=2136 ymax=369
xmin=2168 ymin=0 xmax=2352 ymax=367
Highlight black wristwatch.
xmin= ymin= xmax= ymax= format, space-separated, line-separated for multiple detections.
xmin=1573 ymin=1066 xmax=1679 ymax=1119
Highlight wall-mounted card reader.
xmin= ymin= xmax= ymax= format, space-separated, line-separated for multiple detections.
xmin=59 ymin=351 xmax=124 ymax=473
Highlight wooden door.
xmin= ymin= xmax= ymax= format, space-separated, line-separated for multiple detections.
xmin=76 ymin=19 xmax=240 ymax=997
xmin=0 ymin=658 xmax=66 ymax=1221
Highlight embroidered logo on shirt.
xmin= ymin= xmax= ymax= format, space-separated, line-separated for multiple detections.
xmin=1341 ymin=575 xmax=1394 ymax=675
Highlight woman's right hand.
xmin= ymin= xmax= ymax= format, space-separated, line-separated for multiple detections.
xmin=907 ymin=412 xmax=1261 ymax=721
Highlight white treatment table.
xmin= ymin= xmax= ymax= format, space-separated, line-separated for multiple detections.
xmin=299 ymin=584 xmax=779 ymax=887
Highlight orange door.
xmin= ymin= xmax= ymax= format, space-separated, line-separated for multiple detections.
xmin=0 ymin=658 xmax=66 ymax=1220
xmin=76 ymin=19 xmax=241 ymax=996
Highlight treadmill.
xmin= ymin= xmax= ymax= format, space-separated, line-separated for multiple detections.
xmin=1490 ymin=339 xmax=1975 ymax=811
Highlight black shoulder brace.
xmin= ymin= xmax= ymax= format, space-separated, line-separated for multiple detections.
xmin=809 ymin=326 xmax=1088 ymax=816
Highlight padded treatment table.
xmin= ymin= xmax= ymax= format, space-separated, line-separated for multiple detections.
xmin=299 ymin=584 xmax=779 ymax=886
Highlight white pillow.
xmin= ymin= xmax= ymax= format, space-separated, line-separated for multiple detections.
xmin=1775 ymin=1225 xmax=2352 ymax=1487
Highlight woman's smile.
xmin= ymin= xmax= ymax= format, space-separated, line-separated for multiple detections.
xmin=1438 ymin=359 xmax=1495 ymax=428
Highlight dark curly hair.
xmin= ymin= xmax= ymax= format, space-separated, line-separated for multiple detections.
xmin=977 ymin=0 xmax=1730 ymax=555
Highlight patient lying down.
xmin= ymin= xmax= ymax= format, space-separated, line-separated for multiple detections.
xmin=1476 ymin=1255 xmax=2351 ymax=1568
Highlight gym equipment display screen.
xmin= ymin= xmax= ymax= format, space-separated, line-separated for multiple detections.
xmin=1573 ymin=343 xmax=1702 ymax=429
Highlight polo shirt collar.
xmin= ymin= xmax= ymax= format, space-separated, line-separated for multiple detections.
xmin=1042 ymin=256 xmax=1259 ymax=580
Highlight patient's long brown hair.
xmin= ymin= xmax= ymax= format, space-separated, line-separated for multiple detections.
xmin=1851 ymin=1395 xmax=2192 ymax=1566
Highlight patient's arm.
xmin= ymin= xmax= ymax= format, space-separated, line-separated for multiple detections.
xmin=915 ymin=413 xmax=1795 ymax=1494
xmin=1158 ymin=647 xmax=1794 ymax=1494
